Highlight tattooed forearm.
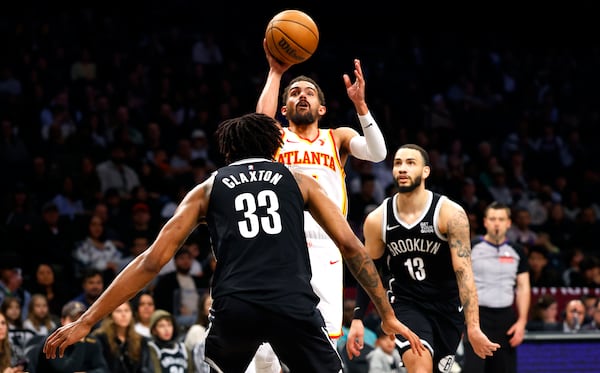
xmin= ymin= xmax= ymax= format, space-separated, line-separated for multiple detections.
xmin=456 ymin=261 xmax=480 ymax=326
xmin=448 ymin=208 xmax=471 ymax=258
xmin=345 ymin=250 xmax=391 ymax=315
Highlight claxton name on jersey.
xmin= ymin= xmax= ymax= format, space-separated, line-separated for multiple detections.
xmin=387 ymin=238 xmax=442 ymax=256
xmin=277 ymin=151 xmax=337 ymax=171
xmin=221 ymin=170 xmax=283 ymax=189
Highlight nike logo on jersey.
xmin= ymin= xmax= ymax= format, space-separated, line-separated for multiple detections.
xmin=387 ymin=224 xmax=401 ymax=230
xmin=285 ymin=139 xmax=299 ymax=143
xmin=458 ymin=305 xmax=464 ymax=312
xmin=363 ymin=123 xmax=373 ymax=129
xmin=330 ymin=260 xmax=340 ymax=265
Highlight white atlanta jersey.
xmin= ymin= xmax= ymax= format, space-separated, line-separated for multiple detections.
xmin=275 ymin=127 xmax=346 ymax=338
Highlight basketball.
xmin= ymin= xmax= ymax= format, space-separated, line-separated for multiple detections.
xmin=265 ymin=9 xmax=319 ymax=65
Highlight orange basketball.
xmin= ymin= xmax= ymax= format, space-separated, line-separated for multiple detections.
xmin=265 ymin=9 xmax=319 ymax=65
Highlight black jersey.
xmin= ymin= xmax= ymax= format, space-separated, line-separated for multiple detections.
xmin=383 ymin=191 xmax=460 ymax=304
xmin=206 ymin=158 xmax=319 ymax=320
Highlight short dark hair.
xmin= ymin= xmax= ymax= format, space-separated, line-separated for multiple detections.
xmin=215 ymin=113 xmax=283 ymax=164
xmin=282 ymin=75 xmax=326 ymax=106
xmin=485 ymin=201 xmax=511 ymax=218
xmin=399 ymin=144 xmax=430 ymax=167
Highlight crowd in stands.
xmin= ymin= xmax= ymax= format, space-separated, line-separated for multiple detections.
xmin=1 ymin=4 xmax=600 ymax=372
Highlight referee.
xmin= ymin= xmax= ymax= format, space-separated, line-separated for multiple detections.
xmin=463 ymin=202 xmax=530 ymax=373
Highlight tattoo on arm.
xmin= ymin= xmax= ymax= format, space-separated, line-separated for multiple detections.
xmin=448 ymin=208 xmax=471 ymax=258
xmin=345 ymin=250 xmax=389 ymax=315
xmin=448 ymin=207 xmax=479 ymax=325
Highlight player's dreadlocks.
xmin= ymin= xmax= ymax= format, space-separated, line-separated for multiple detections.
xmin=216 ymin=112 xmax=283 ymax=165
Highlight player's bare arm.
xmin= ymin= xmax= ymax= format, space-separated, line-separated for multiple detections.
xmin=256 ymin=40 xmax=292 ymax=116
xmin=444 ymin=202 xmax=478 ymax=324
xmin=442 ymin=199 xmax=500 ymax=358
xmin=43 ymin=177 xmax=214 ymax=359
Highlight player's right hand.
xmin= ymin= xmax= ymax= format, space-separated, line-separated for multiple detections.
xmin=43 ymin=319 xmax=91 ymax=359
xmin=346 ymin=319 xmax=365 ymax=359
xmin=262 ymin=39 xmax=293 ymax=74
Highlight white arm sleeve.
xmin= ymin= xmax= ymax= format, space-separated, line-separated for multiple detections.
xmin=349 ymin=111 xmax=387 ymax=162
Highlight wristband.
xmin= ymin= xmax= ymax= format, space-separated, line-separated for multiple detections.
xmin=358 ymin=111 xmax=375 ymax=130
xmin=353 ymin=305 xmax=366 ymax=320
xmin=353 ymin=284 xmax=372 ymax=320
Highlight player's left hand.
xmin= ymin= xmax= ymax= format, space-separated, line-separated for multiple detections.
xmin=262 ymin=39 xmax=293 ymax=74
xmin=381 ymin=317 xmax=427 ymax=357
xmin=343 ymin=59 xmax=366 ymax=104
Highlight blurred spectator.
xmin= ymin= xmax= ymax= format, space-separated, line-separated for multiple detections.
xmin=133 ymin=291 xmax=155 ymax=339
xmin=50 ymin=175 xmax=85 ymax=221
xmin=71 ymin=268 xmax=104 ymax=311
xmin=72 ymin=214 xmax=123 ymax=283
xmin=485 ymin=166 xmax=513 ymax=207
xmin=506 ymin=208 xmax=540 ymax=248
xmin=527 ymin=246 xmax=563 ymax=287
xmin=582 ymin=298 xmax=600 ymax=331
xmin=24 ymin=263 xmax=67 ymax=320
xmin=190 ymin=129 xmax=210 ymax=161
xmin=0 ymin=309 xmax=27 ymax=373
xmin=526 ymin=294 xmax=560 ymax=331
xmin=147 ymin=310 xmax=191 ymax=372
xmin=570 ymin=256 xmax=600 ymax=288
xmin=0 ymin=269 xmax=31 ymax=321
xmin=1 ymin=296 xmax=35 ymax=367
xmin=96 ymin=142 xmax=141 ymax=199
xmin=119 ymin=202 xmax=158 ymax=255
xmin=152 ymin=248 xmax=204 ymax=328
xmin=580 ymin=294 xmax=598 ymax=326
xmin=541 ymin=202 xmax=575 ymax=253
xmin=92 ymin=300 xmax=152 ymax=373
xmin=562 ymin=299 xmax=585 ymax=333
xmin=1 ymin=297 xmax=23 ymax=329
xmin=561 ymin=248 xmax=585 ymax=287
xmin=22 ymin=294 xmax=55 ymax=336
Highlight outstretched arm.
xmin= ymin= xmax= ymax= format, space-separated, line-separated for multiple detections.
xmin=341 ymin=59 xmax=387 ymax=162
xmin=43 ymin=178 xmax=214 ymax=359
xmin=256 ymin=39 xmax=293 ymax=117
xmin=444 ymin=199 xmax=500 ymax=358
